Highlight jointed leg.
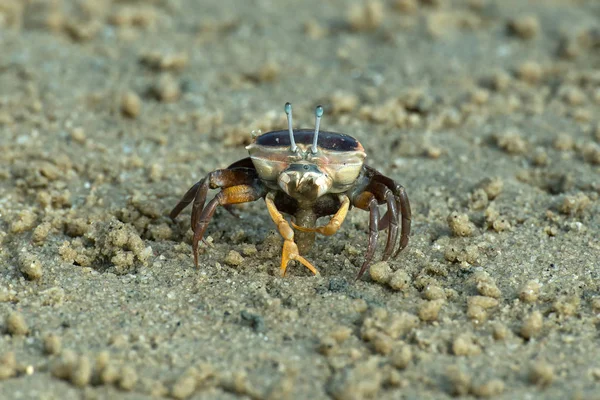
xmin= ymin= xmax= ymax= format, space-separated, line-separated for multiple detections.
xmin=265 ymin=192 xmax=319 ymax=277
xmin=191 ymin=183 xmax=264 ymax=267
xmin=170 ymin=168 xmax=257 ymax=231
xmin=352 ymin=191 xmax=379 ymax=279
xmin=372 ymin=174 xmax=411 ymax=257
xmin=364 ymin=181 xmax=399 ymax=261
xmin=291 ymin=194 xmax=350 ymax=236
xmin=381 ymin=190 xmax=399 ymax=260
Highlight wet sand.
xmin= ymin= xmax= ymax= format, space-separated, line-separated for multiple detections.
xmin=0 ymin=0 xmax=599 ymax=399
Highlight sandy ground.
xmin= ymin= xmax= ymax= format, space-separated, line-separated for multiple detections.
xmin=0 ymin=0 xmax=599 ymax=399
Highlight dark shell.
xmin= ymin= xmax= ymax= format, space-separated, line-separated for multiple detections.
xmin=256 ymin=129 xmax=361 ymax=152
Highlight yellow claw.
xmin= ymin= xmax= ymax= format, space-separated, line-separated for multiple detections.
xmin=280 ymin=239 xmax=319 ymax=277
xmin=291 ymin=194 xmax=350 ymax=237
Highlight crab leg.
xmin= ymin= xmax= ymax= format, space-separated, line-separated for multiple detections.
xmin=381 ymin=190 xmax=399 ymax=260
xmin=394 ymin=185 xmax=411 ymax=257
xmin=170 ymin=169 xmax=257 ymax=230
xmin=291 ymin=194 xmax=350 ymax=236
xmin=191 ymin=183 xmax=265 ymax=267
xmin=364 ymin=181 xmax=399 ymax=261
xmin=372 ymin=175 xmax=411 ymax=257
xmin=170 ymin=179 xmax=203 ymax=221
xmin=351 ymin=191 xmax=380 ymax=279
xmin=265 ymin=192 xmax=319 ymax=277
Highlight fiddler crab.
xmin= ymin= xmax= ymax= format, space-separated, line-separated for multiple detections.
xmin=170 ymin=103 xmax=411 ymax=279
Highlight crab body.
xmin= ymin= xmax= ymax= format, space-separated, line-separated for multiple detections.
xmin=170 ymin=104 xmax=411 ymax=278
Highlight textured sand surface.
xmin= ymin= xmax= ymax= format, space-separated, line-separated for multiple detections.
xmin=1 ymin=0 xmax=599 ymax=399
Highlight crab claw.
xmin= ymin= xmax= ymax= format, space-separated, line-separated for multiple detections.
xmin=280 ymin=239 xmax=320 ymax=277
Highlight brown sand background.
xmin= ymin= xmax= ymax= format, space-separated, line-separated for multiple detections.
xmin=1 ymin=0 xmax=599 ymax=399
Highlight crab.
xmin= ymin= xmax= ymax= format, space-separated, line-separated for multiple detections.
xmin=170 ymin=103 xmax=411 ymax=278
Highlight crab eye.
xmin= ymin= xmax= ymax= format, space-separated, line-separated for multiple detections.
xmin=303 ymin=165 xmax=310 ymax=170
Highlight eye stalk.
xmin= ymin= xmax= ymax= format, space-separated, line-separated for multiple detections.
xmin=284 ymin=102 xmax=297 ymax=153
xmin=311 ymin=105 xmax=323 ymax=154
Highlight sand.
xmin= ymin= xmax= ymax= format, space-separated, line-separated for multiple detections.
xmin=0 ymin=0 xmax=599 ymax=399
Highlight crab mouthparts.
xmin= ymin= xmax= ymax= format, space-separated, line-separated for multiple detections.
xmin=278 ymin=168 xmax=331 ymax=200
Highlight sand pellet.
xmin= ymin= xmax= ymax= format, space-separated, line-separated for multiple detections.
xmin=520 ymin=310 xmax=543 ymax=339
xmin=477 ymin=281 xmax=501 ymax=299
xmin=519 ymin=281 xmax=540 ymax=303
xmin=447 ymin=212 xmax=475 ymax=237
xmin=0 ymin=352 xmax=16 ymax=380
xmin=390 ymin=344 xmax=412 ymax=369
xmin=422 ymin=285 xmax=446 ymax=300
xmin=370 ymin=261 xmax=392 ymax=283
xmin=10 ymin=209 xmax=37 ymax=233
xmin=496 ymin=131 xmax=527 ymax=154
xmin=70 ymin=355 xmax=91 ymax=387
xmin=6 ymin=312 xmax=29 ymax=336
xmin=472 ymin=379 xmax=505 ymax=397
xmin=508 ymin=16 xmax=540 ymax=40
xmin=581 ymin=143 xmax=600 ymax=165
xmin=153 ymin=75 xmax=180 ymax=103
xmin=32 ymin=222 xmax=52 ymax=244
xmin=388 ymin=269 xmax=411 ymax=291
xmin=452 ymin=334 xmax=481 ymax=356
xmin=121 ymin=91 xmax=141 ymax=118
xmin=373 ymin=332 xmax=394 ymax=355
xmin=492 ymin=323 xmax=509 ymax=341
xmin=559 ymin=193 xmax=591 ymax=215
xmin=172 ymin=370 xmax=198 ymax=399
xmin=418 ymin=299 xmax=444 ymax=322
xmin=446 ymin=366 xmax=471 ymax=396
xmin=346 ymin=1 xmax=384 ymax=31
xmin=118 ymin=366 xmax=138 ymax=391
xmin=529 ymin=361 xmax=554 ymax=387
xmin=224 ymin=250 xmax=244 ymax=267
xmin=18 ymin=253 xmax=43 ymax=280
xmin=393 ymin=0 xmax=417 ymax=13
xmin=43 ymin=334 xmax=62 ymax=355
xmin=517 ymin=61 xmax=543 ymax=84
